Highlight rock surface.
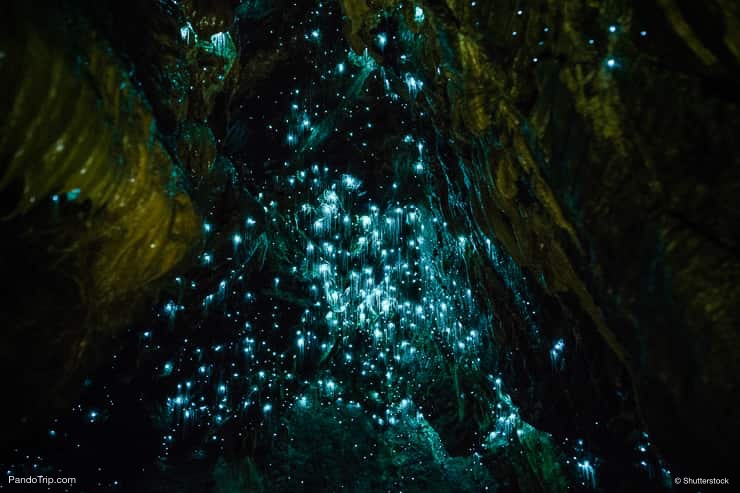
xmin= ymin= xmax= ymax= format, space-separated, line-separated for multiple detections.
xmin=1 ymin=0 xmax=738 ymax=490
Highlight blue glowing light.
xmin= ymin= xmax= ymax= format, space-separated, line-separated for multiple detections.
xmin=210 ymin=32 xmax=235 ymax=58
xmin=180 ymin=22 xmax=195 ymax=44
xmin=376 ymin=33 xmax=387 ymax=50
xmin=163 ymin=301 xmax=177 ymax=316
xmin=550 ymin=339 xmax=565 ymax=369
xmin=139 ymin=54 xmax=540 ymax=470
xmin=66 ymin=188 xmax=81 ymax=201
xmin=404 ymin=73 xmax=423 ymax=98
xmin=578 ymin=460 xmax=596 ymax=487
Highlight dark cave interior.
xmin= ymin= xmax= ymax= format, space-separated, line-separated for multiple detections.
xmin=1 ymin=0 xmax=739 ymax=491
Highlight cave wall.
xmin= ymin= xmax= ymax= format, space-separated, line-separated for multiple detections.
xmin=1 ymin=0 xmax=738 ymax=489
xmin=336 ymin=0 xmax=740 ymax=476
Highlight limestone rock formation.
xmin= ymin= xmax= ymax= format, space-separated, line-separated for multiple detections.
xmin=1 ymin=0 xmax=737 ymax=491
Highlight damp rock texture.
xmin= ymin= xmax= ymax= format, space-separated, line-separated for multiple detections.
xmin=1 ymin=0 xmax=738 ymax=491
xmin=338 ymin=0 xmax=740 ymax=476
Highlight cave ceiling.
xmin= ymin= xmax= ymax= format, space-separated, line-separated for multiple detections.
xmin=1 ymin=0 xmax=739 ymax=491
